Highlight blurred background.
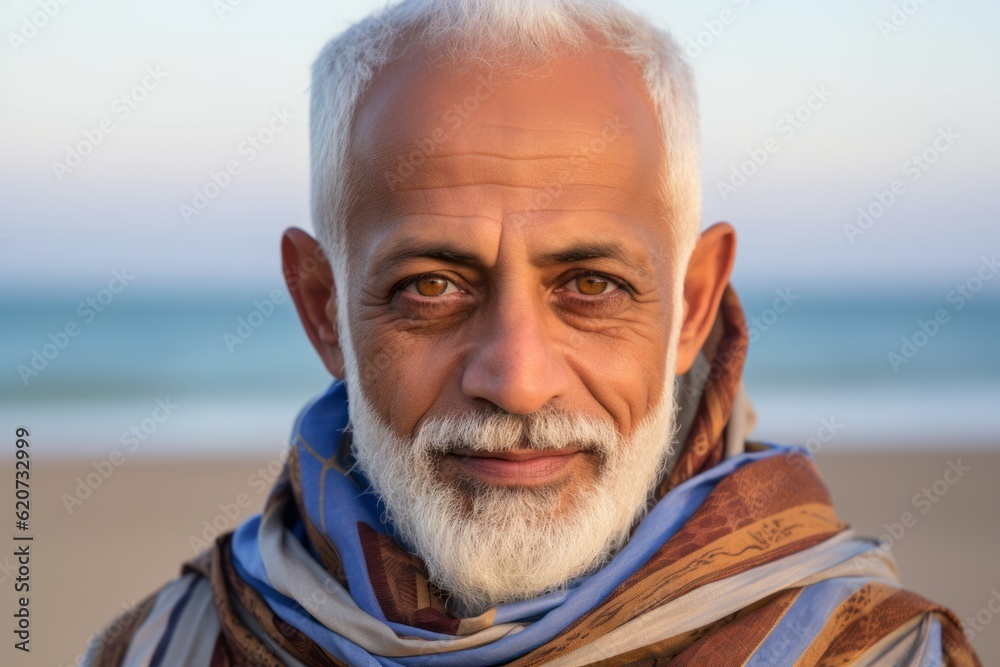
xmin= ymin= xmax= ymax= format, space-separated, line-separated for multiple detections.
xmin=1 ymin=0 xmax=998 ymax=664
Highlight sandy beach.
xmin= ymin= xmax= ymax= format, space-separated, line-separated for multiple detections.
xmin=2 ymin=451 xmax=997 ymax=665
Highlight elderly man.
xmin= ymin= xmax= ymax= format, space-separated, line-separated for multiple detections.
xmin=85 ymin=1 xmax=979 ymax=665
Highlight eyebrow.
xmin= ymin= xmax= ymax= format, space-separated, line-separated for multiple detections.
xmin=374 ymin=241 xmax=485 ymax=272
xmin=370 ymin=238 xmax=649 ymax=279
xmin=536 ymin=242 xmax=640 ymax=268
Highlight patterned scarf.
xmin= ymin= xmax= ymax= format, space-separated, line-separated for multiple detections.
xmin=84 ymin=287 xmax=981 ymax=666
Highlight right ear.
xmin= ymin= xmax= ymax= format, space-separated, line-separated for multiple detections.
xmin=674 ymin=222 xmax=737 ymax=375
xmin=281 ymin=227 xmax=345 ymax=378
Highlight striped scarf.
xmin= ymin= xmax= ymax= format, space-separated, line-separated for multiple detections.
xmin=84 ymin=287 xmax=981 ymax=666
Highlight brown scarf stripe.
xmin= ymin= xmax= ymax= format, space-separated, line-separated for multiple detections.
xmin=507 ymin=452 xmax=841 ymax=661
xmin=358 ymin=522 xmax=459 ymax=634
xmin=217 ymin=535 xmax=349 ymax=667
xmin=508 ymin=467 xmax=846 ymax=665
xmin=941 ymin=617 xmax=983 ymax=667
xmin=636 ymin=454 xmax=836 ymax=576
xmin=204 ymin=537 xmax=288 ymax=667
xmin=575 ymin=590 xmax=797 ymax=666
xmin=816 ymin=587 xmax=968 ymax=667
xmin=667 ymin=588 xmax=804 ymax=666
xmin=661 ymin=286 xmax=748 ymax=495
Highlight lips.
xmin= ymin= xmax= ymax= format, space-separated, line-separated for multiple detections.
xmin=448 ymin=447 xmax=582 ymax=486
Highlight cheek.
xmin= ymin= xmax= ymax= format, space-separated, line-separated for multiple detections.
xmin=566 ymin=319 xmax=673 ymax=435
xmin=351 ymin=318 xmax=464 ymax=435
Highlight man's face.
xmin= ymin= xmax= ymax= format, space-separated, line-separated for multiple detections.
xmin=343 ymin=45 xmax=678 ymax=496
xmin=323 ymin=45 xmax=688 ymax=614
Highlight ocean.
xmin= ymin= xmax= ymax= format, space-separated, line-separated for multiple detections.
xmin=2 ymin=286 xmax=997 ymax=458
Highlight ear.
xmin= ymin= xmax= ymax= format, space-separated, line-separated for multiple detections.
xmin=281 ymin=227 xmax=346 ymax=378
xmin=675 ymin=222 xmax=737 ymax=375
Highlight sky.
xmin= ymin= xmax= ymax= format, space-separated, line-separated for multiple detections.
xmin=0 ymin=0 xmax=998 ymax=295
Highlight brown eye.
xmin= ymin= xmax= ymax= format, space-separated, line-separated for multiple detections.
xmin=574 ymin=274 xmax=611 ymax=295
xmin=406 ymin=276 xmax=455 ymax=297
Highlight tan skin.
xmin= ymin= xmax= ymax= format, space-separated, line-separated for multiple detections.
xmin=283 ymin=44 xmax=736 ymax=496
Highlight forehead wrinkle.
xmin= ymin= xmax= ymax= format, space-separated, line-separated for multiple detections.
xmin=368 ymin=132 xmax=644 ymax=166
xmin=478 ymin=123 xmax=604 ymax=136
xmin=368 ymin=144 xmax=649 ymax=205
xmin=389 ymin=182 xmax=630 ymax=193
xmin=353 ymin=113 xmax=650 ymax=208
xmin=384 ymin=187 xmax=644 ymax=229
xmin=343 ymin=43 xmax=667 ymax=265
xmin=404 ymin=150 xmax=593 ymax=162
xmin=378 ymin=182 xmax=649 ymax=230
xmin=359 ymin=118 xmax=619 ymax=164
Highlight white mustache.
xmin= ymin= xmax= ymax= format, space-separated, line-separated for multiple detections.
xmin=412 ymin=408 xmax=621 ymax=458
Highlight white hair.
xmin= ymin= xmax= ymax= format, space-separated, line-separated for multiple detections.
xmin=309 ymin=0 xmax=702 ymax=307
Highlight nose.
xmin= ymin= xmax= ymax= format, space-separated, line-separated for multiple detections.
xmin=461 ymin=290 xmax=571 ymax=415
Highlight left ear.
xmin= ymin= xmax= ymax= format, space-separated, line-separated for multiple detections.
xmin=675 ymin=222 xmax=737 ymax=374
xmin=281 ymin=227 xmax=346 ymax=378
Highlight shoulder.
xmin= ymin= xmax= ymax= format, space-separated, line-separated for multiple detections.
xmin=82 ymin=571 xmax=223 ymax=667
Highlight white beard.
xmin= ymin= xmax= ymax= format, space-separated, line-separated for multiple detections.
xmin=346 ymin=368 xmax=680 ymax=617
